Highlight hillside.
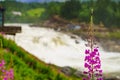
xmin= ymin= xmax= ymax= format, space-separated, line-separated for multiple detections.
xmin=0 ymin=34 xmax=81 ymax=80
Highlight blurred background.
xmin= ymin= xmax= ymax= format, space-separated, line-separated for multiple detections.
xmin=0 ymin=0 xmax=120 ymax=80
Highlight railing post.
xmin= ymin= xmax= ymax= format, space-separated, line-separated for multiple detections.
xmin=0 ymin=6 xmax=5 ymax=27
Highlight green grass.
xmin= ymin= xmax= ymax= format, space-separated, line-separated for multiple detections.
xmin=25 ymin=8 xmax=45 ymax=18
xmin=93 ymin=31 xmax=120 ymax=39
xmin=108 ymin=31 xmax=120 ymax=39
xmin=0 ymin=35 xmax=81 ymax=80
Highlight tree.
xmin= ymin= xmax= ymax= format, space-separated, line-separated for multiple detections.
xmin=47 ymin=2 xmax=61 ymax=16
xmin=94 ymin=0 xmax=118 ymax=27
xmin=60 ymin=0 xmax=81 ymax=19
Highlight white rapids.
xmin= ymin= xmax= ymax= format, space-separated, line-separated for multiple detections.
xmin=5 ymin=23 xmax=120 ymax=74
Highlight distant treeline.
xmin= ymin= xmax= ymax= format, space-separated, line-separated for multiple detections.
xmin=0 ymin=0 xmax=120 ymax=28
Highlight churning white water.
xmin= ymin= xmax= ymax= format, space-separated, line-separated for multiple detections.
xmin=5 ymin=24 xmax=120 ymax=74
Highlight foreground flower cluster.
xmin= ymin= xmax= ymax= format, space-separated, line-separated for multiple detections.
xmin=83 ymin=47 xmax=103 ymax=80
xmin=0 ymin=60 xmax=14 ymax=80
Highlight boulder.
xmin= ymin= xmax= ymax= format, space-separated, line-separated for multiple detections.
xmin=61 ymin=66 xmax=72 ymax=76
xmin=74 ymin=70 xmax=84 ymax=77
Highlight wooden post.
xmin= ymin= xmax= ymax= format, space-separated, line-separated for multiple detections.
xmin=2 ymin=8 xmax=4 ymax=27
xmin=0 ymin=7 xmax=5 ymax=27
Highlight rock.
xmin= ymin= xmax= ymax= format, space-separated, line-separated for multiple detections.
xmin=70 ymin=35 xmax=77 ymax=39
xmin=75 ymin=40 xmax=79 ymax=44
xmin=61 ymin=66 xmax=72 ymax=76
xmin=100 ymin=39 xmax=120 ymax=52
xmin=104 ymin=73 xmax=120 ymax=80
xmin=74 ymin=71 xmax=84 ymax=77
xmin=104 ymin=77 xmax=120 ymax=80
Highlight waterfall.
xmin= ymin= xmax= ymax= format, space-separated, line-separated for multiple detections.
xmin=5 ymin=24 xmax=120 ymax=75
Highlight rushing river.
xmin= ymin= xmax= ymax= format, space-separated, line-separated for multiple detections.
xmin=5 ymin=24 xmax=120 ymax=75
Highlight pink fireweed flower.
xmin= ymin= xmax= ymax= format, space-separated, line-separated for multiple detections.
xmin=83 ymin=47 xmax=103 ymax=80
xmin=85 ymin=49 xmax=89 ymax=54
xmin=0 ymin=60 xmax=14 ymax=80
xmin=0 ymin=60 xmax=5 ymax=67
xmin=3 ymin=78 xmax=7 ymax=80
xmin=1 ymin=60 xmax=5 ymax=65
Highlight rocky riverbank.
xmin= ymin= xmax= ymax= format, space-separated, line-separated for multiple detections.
xmin=99 ymin=38 xmax=120 ymax=52
xmin=60 ymin=66 xmax=120 ymax=80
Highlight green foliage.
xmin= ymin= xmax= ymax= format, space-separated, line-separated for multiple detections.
xmin=79 ymin=3 xmax=90 ymax=22
xmin=0 ymin=1 xmax=47 ymax=23
xmin=94 ymin=0 xmax=120 ymax=27
xmin=0 ymin=35 xmax=81 ymax=80
xmin=25 ymin=8 xmax=45 ymax=17
xmin=1 ymin=0 xmax=119 ymax=27
xmin=47 ymin=2 xmax=61 ymax=16
xmin=60 ymin=0 xmax=81 ymax=19
xmin=60 ymin=0 xmax=120 ymax=27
